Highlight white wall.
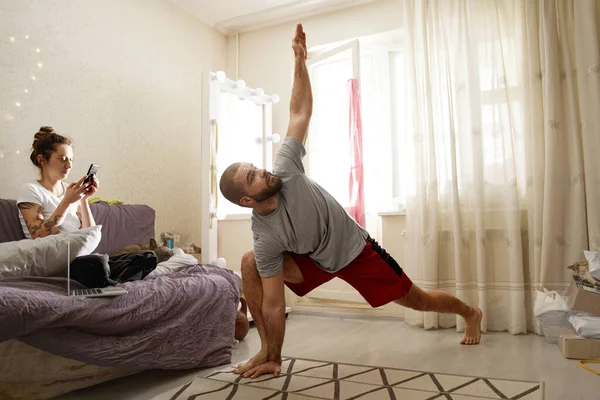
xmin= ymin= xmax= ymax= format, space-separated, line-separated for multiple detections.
xmin=218 ymin=0 xmax=406 ymax=309
xmin=0 ymin=0 xmax=226 ymax=246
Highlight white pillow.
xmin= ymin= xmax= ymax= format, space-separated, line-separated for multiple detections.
xmin=0 ymin=225 xmax=102 ymax=278
xmin=147 ymin=248 xmax=198 ymax=278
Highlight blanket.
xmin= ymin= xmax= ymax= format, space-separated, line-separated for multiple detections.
xmin=0 ymin=264 xmax=239 ymax=370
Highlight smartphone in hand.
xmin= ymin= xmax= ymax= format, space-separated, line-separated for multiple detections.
xmin=84 ymin=164 xmax=100 ymax=184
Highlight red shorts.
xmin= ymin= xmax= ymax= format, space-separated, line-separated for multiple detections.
xmin=285 ymin=238 xmax=413 ymax=308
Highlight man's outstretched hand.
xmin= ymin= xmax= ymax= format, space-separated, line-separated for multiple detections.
xmin=292 ymin=23 xmax=307 ymax=60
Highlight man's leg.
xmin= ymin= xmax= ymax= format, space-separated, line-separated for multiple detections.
xmin=335 ymin=238 xmax=482 ymax=345
xmin=395 ymin=284 xmax=482 ymax=345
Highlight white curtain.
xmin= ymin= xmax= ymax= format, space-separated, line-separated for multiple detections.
xmin=522 ymin=0 xmax=600 ymax=322
xmin=401 ymin=0 xmax=600 ymax=334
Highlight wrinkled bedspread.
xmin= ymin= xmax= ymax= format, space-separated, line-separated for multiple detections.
xmin=0 ymin=264 xmax=240 ymax=370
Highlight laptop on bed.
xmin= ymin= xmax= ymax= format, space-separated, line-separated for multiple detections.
xmin=67 ymin=242 xmax=128 ymax=298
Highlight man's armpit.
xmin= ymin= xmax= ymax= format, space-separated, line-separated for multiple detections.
xmin=274 ymin=154 xmax=304 ymax=175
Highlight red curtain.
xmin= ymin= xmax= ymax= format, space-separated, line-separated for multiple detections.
xmin=347 ymin=78 xmax=365 ymax=228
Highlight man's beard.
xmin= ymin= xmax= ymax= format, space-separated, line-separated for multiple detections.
xmin=250 ymin=175 xmax=283 ymax=203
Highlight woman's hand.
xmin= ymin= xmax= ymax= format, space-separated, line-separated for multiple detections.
xmin=77 ymin=174 xmax=98 ymax=228
xmin=61 ymin=176 xmax=90 ymax=205
xmin=81 ymin=174 xmax=99 ymax=201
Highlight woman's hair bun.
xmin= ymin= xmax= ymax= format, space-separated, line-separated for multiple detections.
xmin=39 ymin=126 xmax=55 ymax=133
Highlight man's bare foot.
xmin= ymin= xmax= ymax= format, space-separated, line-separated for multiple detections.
xmin=234 ymin=351 xmax=267 ymax=375
xmin=461 ymin=307 xmax=482 ymax=345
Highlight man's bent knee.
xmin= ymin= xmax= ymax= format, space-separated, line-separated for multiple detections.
xmin=242 ymin=250 xmax=255 ymax=266
xmin=395 ymin=285 xmax=430 ymax=312
xmin=241 ymin=251 xmax=258 ymax=278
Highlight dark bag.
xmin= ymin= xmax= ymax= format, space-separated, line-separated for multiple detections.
xmin=108 ymin=250 xmax=157 ymax=283
xmin=70 ymin=251 xmax=157 ymax=288
xmin=70 ymin=254 xmax=116 ymax=288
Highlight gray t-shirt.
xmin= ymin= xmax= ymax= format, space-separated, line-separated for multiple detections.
xmin=251 ymin=137 xmax=369 ymax=278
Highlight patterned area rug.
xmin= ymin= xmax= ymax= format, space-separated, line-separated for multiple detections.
xmin=169 ymin=356 xmax=543 ymax=400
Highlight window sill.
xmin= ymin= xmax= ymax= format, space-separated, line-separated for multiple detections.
xmin=377 ymin=211 xmax=407 ymax=217
xmin=219 ymin=213 xmax=252 ymax=221
xmin=220 ymin=212 xmax=406 ymax=221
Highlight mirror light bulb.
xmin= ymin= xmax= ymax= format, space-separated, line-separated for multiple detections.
xmin=216 ymin=209 xmax=227 ymax=220
xmin=235 ymin=79 xmax=246 ymax=90
xmin=215 ymin=71 xmax=226 ymax=82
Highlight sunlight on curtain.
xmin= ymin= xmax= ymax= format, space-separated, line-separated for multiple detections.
xmin=402 ymin=0 xmax=599 ymax=335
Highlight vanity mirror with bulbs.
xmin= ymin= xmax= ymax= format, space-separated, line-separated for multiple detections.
xmin=200 ymin=70 xmax=280 ymax=264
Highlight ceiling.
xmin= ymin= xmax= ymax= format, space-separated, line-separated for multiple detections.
xmin=169 ymin=0 xmax=377 ymax=34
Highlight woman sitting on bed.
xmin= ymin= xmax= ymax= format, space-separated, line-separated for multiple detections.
xmin=17 ymin=126 xmax=99 ymax=239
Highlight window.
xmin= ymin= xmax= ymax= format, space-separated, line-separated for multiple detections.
xmin=308 ymin=33 xmax=405 ymax=213
xmin=477 ymin=38 xmax=526 ymax=199
xmin=389 ymin=50 xmax=412 ymax=209
xmin=307 ymin=31 xmax=524 ymax=213
xmin=308 ymin=54 xmax=353 ymax=206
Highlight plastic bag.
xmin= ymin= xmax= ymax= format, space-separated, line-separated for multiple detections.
xmin=534 ymin=289 xmax=571 ymax=343
xmin=583 ymin=251 xmax=600 ymax=281
xmin=534 ymin=289 xmax=570 ymax=315
xmin=568 ymin=312 xmax=600 ymax=339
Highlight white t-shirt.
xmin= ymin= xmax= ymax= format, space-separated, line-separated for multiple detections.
xmin=17 ymin=182 xmax=81 ymax=239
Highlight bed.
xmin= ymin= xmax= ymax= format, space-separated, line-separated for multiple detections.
xmin=0 ymin=199 xmax=240 ymax=399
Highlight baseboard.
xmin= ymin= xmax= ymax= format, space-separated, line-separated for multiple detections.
xmin=247 ymin=307 xmax=291 ymax=322
xmin=245 ymin=304 xmax=405 ymax=323
xmin=291 ymin=305 xmax=405 ymax=322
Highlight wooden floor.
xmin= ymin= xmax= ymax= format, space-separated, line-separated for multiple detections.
xmin=58 ymin=314 xmax=598 ymax=400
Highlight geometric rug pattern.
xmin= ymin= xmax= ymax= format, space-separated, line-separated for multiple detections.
xmin=169 ymin=356 xmax=543 ymax=400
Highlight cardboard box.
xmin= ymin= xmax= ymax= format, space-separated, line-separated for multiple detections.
xmin=567 ymin=276 xmax=600 ymax=317
xmin=189 ymin=253 xmax=202 ymax=262
xmin=559 ymin=328 xmax=600 ymax=359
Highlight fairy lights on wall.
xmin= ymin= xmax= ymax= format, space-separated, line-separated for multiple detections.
xmin=2 ymin=34 xmax=45 ymax=161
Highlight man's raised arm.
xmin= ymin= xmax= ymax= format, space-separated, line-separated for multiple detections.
xmin=286 ymin=24 xmax=313 ymax=145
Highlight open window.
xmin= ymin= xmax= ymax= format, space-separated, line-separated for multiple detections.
xmin=306 ymin=40 xmax=361 ymax=208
